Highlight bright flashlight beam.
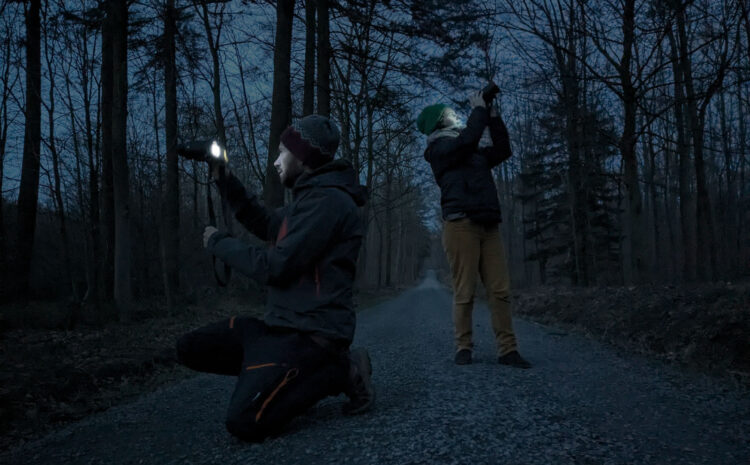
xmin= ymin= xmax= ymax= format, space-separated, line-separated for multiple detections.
xmin=210 ymin=141 xmax=221 ymax=158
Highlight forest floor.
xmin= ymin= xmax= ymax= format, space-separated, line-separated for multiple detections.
xmin=1 ymin=281 xmax=748 ymax=451
xmin=512 ymin=281 xmax=750 ymax=384
xmin=0 ymin=286 xmax=400 ymax=451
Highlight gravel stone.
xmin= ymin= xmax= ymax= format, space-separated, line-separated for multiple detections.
xmin=1 ymin=277 xmax=748 ymax=464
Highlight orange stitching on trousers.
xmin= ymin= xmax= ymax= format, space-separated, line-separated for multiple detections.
xmin=245 ymin=363 xmax=277 ymax=371
xmin=255 ymin=368 xmax=299 ymax=423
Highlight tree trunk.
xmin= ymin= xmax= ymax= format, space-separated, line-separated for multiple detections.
xmin=376 ymin=219 xmax=383 ymax=289
xmin=667 ymin=25 xmax=696 ymax=281
xmin=718 ymin=91 xmax=735 ymax=277
xmin=0 ymin=26 xmax=12 ymax=285
xmin=676 ymin=7 xmax=718 ymax=281
xmin=199 ymin=1 xmax=226 ymax=145
xmin=163 ymin=0 xmax=180 ymax=311
xmin=191 ymin=160 xmax=200 ymax=230
xmin=737 ymin=71 xmax=747 ymax=276
xmin=358 ymin=99 xmax=374 ymax=282
xmin=48 ymin=107 xmax=76 ymax=301
xmin=554 ymin=1 xmax=587 ymax=286
xmin=663 ymin=131 xmax=678 ymax=280
xmin=14 ymin=0 xmax=42 ymax=298
xmin=646 ymin=128 xmax=660 ymax=278
xmin=316 ymin=0 xmax=330 ymax=117
xmin=265 ymin=0 xmax=294 ymax=208
xmin=82 ymin=24 xmax=100 ymax=305
xmin=42 ymin=10 xmax=76 ymax=302
xmin=111 ymin=0 xmax=132 ymax=320
xmin=384 ymin=153 xmax=392 ymax=288
xmin=620 ymin=115 xmax=645 ymax=284
xmin=303 ymin=0 xmax=316 ymax=116
xmin=101 ymin=0 xmax=115 ymax=301
xmin=618 ymin=0 xmax=646 ymax=284
xmin=334 ymin=49 xmax=356 ymax=170
xmin=691 ymin=114 xmax=717 ymax=281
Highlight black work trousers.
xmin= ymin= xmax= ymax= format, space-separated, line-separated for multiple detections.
xmin=176 ymin=316 xmax=349 ymax=442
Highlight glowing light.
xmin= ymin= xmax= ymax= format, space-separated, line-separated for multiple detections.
xmin=210 ymin=141 xmax=221 ymax=158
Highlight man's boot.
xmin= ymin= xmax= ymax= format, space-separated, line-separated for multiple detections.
xmin=498 ymin=350 xmax=532 ymax=369
xmin=342 ymin=348 xmax=375 ymax=415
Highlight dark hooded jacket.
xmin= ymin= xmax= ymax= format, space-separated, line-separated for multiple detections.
xmin=207 ymin=160 xmax=367 ymax=344
xmin=423 ymin=106 xmax=512 ymax=224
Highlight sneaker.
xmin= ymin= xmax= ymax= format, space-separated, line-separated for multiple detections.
xmin=342 ymin=348 xmax=374 ymax=415
xmin=454 ymin=348 xmax=472 ymax=365
xmin=498 ymin=351 xmax=531 ymax=369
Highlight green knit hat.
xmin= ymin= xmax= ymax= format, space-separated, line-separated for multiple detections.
xmin=417 ymin=103 xmax=449 ymax=135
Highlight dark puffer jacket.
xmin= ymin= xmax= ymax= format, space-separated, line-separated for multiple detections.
xmin=207 ymin=160 xmax=367 ymax=344
xmin=423 ymin=106 xmax=512 ymax=224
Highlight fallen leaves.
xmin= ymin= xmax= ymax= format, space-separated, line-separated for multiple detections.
xmin=0 ymin=292 xmax=264 ymax=451
xmin=514 ymin=282 xmax=750 ymax=379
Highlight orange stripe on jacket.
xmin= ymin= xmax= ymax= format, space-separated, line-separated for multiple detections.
xmin=276 ymin=217 xmax=289 ymax=242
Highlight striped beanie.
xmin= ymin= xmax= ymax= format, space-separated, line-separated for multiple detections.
xmin=280 ymin=115 xmax=340 ymax=168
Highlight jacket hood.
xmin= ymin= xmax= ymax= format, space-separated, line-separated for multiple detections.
xmin=294 ymin=159 xmax=367 ymax=206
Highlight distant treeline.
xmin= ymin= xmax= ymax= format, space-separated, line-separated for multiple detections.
xmin=0 ymin=0 xmax=747 ymax=322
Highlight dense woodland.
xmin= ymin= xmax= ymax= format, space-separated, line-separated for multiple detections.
xmin=0 ymin=0 xmax=748 ymax=322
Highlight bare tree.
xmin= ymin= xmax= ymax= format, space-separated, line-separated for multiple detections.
xmin=101 ymin=0 xmax=115 ymax=301
xmin=664 ymin=20 xmax=697 ymax=281
xmin=673 ymin=0 xmax=740 ymax=281
xmin=110 ymin=0 xmax=133 ymax=319
xmin=503 ymin=0 xmax=598 ymax=284
xmin=303 ymin=0 xmax=316 ymax=116
xmin=193 ymin=0 xmax=227 ymax=144
xmin=162 ymin=0 xmax=180 ymax=311
xmin=57 ymin=1 xmax=104 ymax=304
xmin=0 ymin=5 xmax=20 ymax=284
xmin=265 ymin=0 xmax=294 ymax=208
xmin=225 ymin=35 xmax=266 ymax=185
xmin=316 ymin=0 xmax=330 ymax=116
xmin=14 ymin=0 xmax=42 ymax=298
xmin=41 ymin=0 xmax=77 ymax=302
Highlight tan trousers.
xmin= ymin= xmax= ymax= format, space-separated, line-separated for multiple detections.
xmin=442 ymin=218 xmax=517 ymax=356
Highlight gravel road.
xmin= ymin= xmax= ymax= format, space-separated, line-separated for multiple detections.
xmin=2 ymin=275 xmax=748 ymax=464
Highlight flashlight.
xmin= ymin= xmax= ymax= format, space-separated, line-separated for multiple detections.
xmin=177 ymin=138 xmax=233 ymax=286
xmin=176 ymin=139 xmax=228 ymax=166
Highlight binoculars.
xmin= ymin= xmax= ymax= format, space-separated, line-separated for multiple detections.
xmin=176 ymin=139 xmax=229 ymax=167
xmin=481 ymin=81 xmax=500 ymax=104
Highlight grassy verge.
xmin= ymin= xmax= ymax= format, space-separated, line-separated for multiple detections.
xmin=0 ymin=288 xmax=263 ymax=450
xmin=513 ymin=283 xmax=750 ymax=383
xmin=0 ymin=286 xmax=398 ymax=450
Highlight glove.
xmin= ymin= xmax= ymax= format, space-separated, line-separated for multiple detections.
xmin=203 ymin=226 xmax=219 ymax=248
xmin=468 ymin=90 xmax=485 ymax=109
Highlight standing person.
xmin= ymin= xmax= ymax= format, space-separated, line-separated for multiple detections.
xmin=418 ymin=88 xmax=531 ymax=368
xmin=176 ymin=115 xmax=375 ymax=442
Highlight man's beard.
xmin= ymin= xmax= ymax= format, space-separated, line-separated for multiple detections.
xmin=281 ymin=168 xmax=302 ymax=188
